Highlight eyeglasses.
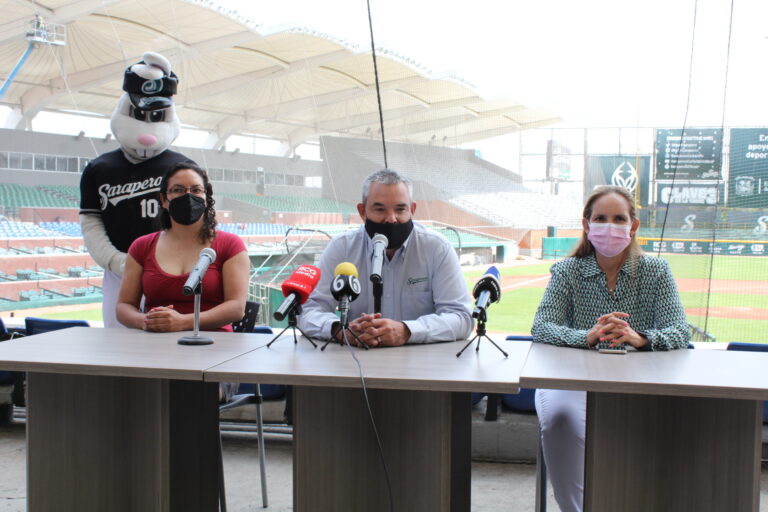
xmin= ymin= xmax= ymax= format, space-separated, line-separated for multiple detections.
xmin=167 ymin=185 xmax=206 ymax=196
xmin=129 ymin=105 xmax=166 ymax=123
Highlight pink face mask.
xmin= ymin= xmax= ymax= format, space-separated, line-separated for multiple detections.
xmin=587 ymin=222 xmax=631 ymax=257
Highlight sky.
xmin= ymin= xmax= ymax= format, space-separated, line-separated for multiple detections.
xmin=218 ymin=0 xmax=768 ymax=128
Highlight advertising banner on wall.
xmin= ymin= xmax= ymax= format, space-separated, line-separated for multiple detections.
xmin=728 ymin=128 xmax=768 ymax=208
xmin=640 ymin=238 xmax=768 ymax=256
xmin=654 ymin=182 xmax=724 ymax=206
xmin=653 ymin=207 xmax=719 ymax=232
xmin=585 ymin=155 xmax=650 ymax=206
xmin=655 ymin=128 xmax=722 ymax=180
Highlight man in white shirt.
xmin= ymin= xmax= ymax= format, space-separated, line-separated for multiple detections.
xmin=298 ymin=169 xmax=473 ymax=346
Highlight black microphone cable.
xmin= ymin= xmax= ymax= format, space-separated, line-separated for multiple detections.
xmin=341 ymin=328 xmax=394 ymax=512
xmin=366 ymin=0 xmax=388 ymax=169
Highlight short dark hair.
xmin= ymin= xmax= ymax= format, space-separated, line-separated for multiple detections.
xmin=156 ymin=161 xmax=217 ymax=243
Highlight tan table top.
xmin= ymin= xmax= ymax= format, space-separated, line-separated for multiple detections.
xmin=520 ymin=342 xmax=768 ymax=400
xmin=206 ymin=336 xmax=530 ymax=393
xmin=0 ymin=327 xmax=263 ymax=381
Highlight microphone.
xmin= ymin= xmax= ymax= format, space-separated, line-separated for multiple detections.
xmin=182 ymin=248 xmax=216 ymax=295
xmin=273 ymin=265 xmax=321 ymax=321
xmin=370 ymin=233 xmax=388 ymax=284
xmin=472 ymin=266 xmax=501 ymax=318
xmin=331 ymin=262 xmax=361 ymax=328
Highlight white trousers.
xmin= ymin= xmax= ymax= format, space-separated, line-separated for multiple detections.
xmin=101 ymin=270 xmax=122 ymax=328
xmin=535 ymin=389 xmax=586 ymax=512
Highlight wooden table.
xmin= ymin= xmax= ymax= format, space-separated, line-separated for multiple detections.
xmin=206 ymin=337 xmax=530 ymax=512
xmin=0 ymin=327 xmax=263 ymax=512
xmin=520 ymin=343 xmax=768 ymax=512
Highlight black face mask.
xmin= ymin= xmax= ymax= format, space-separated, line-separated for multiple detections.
xmin=168 ymin=194 xmax=206 ymax=225
xmin=364 ymin=218 xmax=414 ymax=250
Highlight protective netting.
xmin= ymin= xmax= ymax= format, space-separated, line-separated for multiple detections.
xmin=0 ymin=0 xmax=766 ymax=342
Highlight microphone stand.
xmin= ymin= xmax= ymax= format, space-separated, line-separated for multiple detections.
xmin=456 ymin=307 xmax=508 ymax=358
xmin=178 ymin=283 xmax=214 ymax=345
xmin=372 ymin=281 xmax=382 ymax=314
xmin=266 ymin=304 xmax=318 ymax=348
xmin=321 ymin=298 xmax=367 ymax=351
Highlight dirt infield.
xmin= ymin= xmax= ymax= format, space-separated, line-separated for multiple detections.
xmin=675 ymin=278 xmax=768 ymax=295
xmin=498 ymin=275 xmax=768 ymax=296
xmin=499 ymin=275 xmax=550 ymax=290
xmin=686 ymin=307 xmax=767 ymax=320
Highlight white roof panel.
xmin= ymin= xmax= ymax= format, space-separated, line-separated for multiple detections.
xmin=0 ymin=0 xmax=560 ymax=148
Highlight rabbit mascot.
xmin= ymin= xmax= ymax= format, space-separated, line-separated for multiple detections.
xmin=79 ymin=52 xmax=195 ymax=327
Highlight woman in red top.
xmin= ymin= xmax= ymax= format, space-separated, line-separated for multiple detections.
xmin=116 ymin=162 xmax=249 ymax=399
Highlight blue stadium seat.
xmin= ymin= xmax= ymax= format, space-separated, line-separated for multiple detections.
xmin=0 ymin=317 xmax=13 ymax=386
xmin=25 ymin=317 xmax=90 ymax=335
xmin=472 ymin=335 xmax=536 ymax=416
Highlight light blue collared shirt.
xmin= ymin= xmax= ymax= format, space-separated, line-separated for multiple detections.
xmin=298 ymin=223 xmax=474 ymax=343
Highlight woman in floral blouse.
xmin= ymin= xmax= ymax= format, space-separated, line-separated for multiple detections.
xmin=531 ymin=185 xmax=689 ymax=512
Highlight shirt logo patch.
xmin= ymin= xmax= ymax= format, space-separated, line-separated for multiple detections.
xmin=407 ymin=277 xmax=428 ymax=285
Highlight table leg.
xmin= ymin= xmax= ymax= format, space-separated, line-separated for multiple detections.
xmin=293 ymin=386 xmax=471 ymax=512
xmin=585 ymin=392 xmax=761 ymax=512
xmin=27 ymin=373 xmax=219 ymax=512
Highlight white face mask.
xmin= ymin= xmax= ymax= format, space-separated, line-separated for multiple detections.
xmin=587 ymin=222 xmax=631 ymax=257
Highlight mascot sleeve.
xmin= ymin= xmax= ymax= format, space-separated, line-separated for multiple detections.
xmin=80 ymin=214 xmax=127 ymax=275
xmin=79 ymin=162 xmax=127 ymax=276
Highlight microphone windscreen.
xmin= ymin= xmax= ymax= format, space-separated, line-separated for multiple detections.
xmin=483 ymin=266 xmax=500 ymax=280
xmin=372 ymin=233 xmax=388 ymax=246
xmin=281 ymin=265 xmax=321 ymax=303
xmin=201 ymin=247 xmax=217 ymax=264
xmin=334 ymin=262 xmax=359 ymax=278
xmin=473 ymin=265 xmax=502 ymax=302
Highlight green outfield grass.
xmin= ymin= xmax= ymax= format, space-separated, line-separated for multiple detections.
xmin=38 ymin=307 xmax=102 ymax=322
xmin=662 ymin=253 xmax=768 ymax=280
xmin=481 ymin=287 xmax=546 ymax=335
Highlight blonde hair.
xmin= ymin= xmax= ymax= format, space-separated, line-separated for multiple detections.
xmin=570 ymin=186 xmax=642 ymax=258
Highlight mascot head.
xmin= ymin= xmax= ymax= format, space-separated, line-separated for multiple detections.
xmin=110 ymin=52 xmax=181 ymax=163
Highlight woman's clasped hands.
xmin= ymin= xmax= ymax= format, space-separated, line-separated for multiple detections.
xmin=587 ymin=312 xmax=648 ymax=349
xmin=143 ymin=305 xmax=188 ymax=332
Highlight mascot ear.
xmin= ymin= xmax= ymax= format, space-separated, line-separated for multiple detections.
xmin=141 ymin=52 xmax=172 ymax=76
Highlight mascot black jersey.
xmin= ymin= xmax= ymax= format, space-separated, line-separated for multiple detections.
xmin=79 ymin=149 xmax=193 ymax=252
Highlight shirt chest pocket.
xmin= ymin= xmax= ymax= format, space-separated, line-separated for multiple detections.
xmin=402 ymin=290 xmax=434 ymax=320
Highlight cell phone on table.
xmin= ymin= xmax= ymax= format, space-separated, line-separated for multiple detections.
xmin=597 ymin=341 xmax=627 ymax=354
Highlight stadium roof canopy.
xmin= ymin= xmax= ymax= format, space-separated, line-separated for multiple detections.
xmin=0 ymin=0 xmax=561 ymax=152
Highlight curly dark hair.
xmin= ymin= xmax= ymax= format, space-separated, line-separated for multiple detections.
xmin=156 ymin=161 xmax=217 ymax=243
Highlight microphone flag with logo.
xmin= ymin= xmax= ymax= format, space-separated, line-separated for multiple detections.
xmin=273 ymin=265 xmax=321 ymax=321
xmin=332 ymin=262 xmax=361 ymax=301
xmin=472 ymin=266 xmax=501 ymax=318
xmin=332 ymin=262 xmax=361 ymax=329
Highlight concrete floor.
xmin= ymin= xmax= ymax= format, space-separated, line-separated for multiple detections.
xmin=2 ymin=420 xmax=768 ymax=511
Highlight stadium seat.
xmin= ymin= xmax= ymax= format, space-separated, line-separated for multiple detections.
xmin=24 ymin=317 xmax=90 ymax=335
xmin=473 ymin=335 xmax=537 ymax=418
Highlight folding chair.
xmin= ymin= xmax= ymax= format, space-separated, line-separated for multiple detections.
xmin=217 ymin=301 xmax=273 ymax=510
xmin=17 ymin=317 xmax=90 ymax=407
